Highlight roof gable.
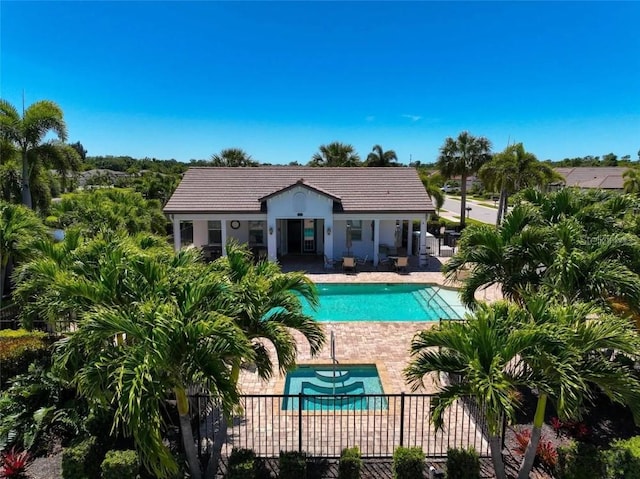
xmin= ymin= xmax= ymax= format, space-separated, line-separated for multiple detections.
xmin=258 ymin=179 xmax=342 ymax=202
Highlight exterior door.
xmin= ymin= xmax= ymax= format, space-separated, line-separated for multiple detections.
xmin=287 ymin=220 xmax=302 ymax=254
xmin=303 ymin=219 xmax=315 ymax=253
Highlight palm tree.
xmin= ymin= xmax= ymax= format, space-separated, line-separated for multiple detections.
xmin=55 ymin=271 xmax=253 ymax=479
xmin=35 ymin=236 xmax=251 ymax=478
xmin=365 ymin=144 xmax=398 ymax=167
xmin=309 ymin=142 xmax=361 ymax=167
xmin=209 ymin=148 xmax=258 ymax=167
xmin=404 ymin=301 xmax=546 ymax=479
xmin=513 ymin=296 xmax=640 ymax=479
xmin=405 ymin=298 xmax=640 ymax=479
xmin=0 ymin=201 xmax=46 ymax=296
xmin=436 ymin=132 xmax=492 ymax=227
xmin=479 ymin=143 xmax=560 ymax=225
xmin=417 ymin=169 xmax=445 ymax=213
xmin=0 ymin=99 xmax=74 ymax=208
xmin=442 ymin=203 xmax=552 ymax=306
xmin=623 ymin=167 xmax=640 ymax=194
xmin=444 ymin=190 xmax=640 ymax=309
xmin=213 ymin=241 xmax=325 ymax=382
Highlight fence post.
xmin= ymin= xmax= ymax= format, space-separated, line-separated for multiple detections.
xmin=399 ymin=392 xmax=405 ymax=447
xmin=298 ymin=393 xmax=303 ymax=452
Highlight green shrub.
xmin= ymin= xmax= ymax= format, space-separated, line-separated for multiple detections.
xmin=100 ymin=450 xmax=139 ymax=479
xmin=605 ymin=436 xmax=640 ymax=479
xmin=339 ymin=446 xmax=362 ymax=479
xmin=392 ymin=446 xmax=424 ymax=479
xmin=0 ymin=329 xmax=49 ymax=388
xmin=556 ymin=441 xmax=604 ymax=479
xmin=227 ymin=448 xmax=257 ymax=479
xmin=446 ymin=447 xmax=480 ymax=479
xmin=62 ymin=436 xmax=104 ymax=479
xmin=279 ymin=451 xmax=307 ymax=479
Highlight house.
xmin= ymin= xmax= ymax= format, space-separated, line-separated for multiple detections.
xmin=164 ymin=167 xmax=435 ymax=267
xmin=553 ymin=167 xmax=629 ymax=191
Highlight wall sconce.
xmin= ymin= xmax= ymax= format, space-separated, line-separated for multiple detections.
xmin=268 ymin=226 xmax=274 ymax=235
xmin=326 ymin=226 xmax=332 ymax=236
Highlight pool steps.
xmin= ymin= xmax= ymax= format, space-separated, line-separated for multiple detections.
xmin=412 ymin=289 xmax=462 ymax=320
xmin=301 ymin=380 xmax=365 ymax=395
xmin=314 ymin=369 xmax=351 ymax=382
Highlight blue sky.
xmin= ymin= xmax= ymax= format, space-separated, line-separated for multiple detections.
xmin=1 ymin=1 xmax=638 ymax=165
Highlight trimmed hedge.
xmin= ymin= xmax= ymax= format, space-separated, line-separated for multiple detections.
xmin=556 ymin=441 xmax=604 ymax=479
xmin=605 ymin=436 xmax=640 ymax=479
xmin=0 ymin=329 xmax=49 ymax=388
xmin=227 ymin=448 xmax=257 ymax=479
xmin=446 ymin=447 xmax=480 ymax=479
xmin=392 ymin=446 xmax=424 ymax=479
xmin=339 ymin=446 xmax=362 ymax=479
xmin=279 ymin=451 xmax=307 ymax=479
xmin=100 ymin=450 xmax=139 ymax=479
xmin=62 ymin=436 xmax=104 ymax=479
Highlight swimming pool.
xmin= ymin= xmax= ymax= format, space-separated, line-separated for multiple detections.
xmin=301 ymin=283 xmax=465 ymax=322
xmin=282 ymin=364 xmax=387 ymax=411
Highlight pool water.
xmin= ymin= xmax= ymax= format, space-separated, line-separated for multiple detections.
xmin=301 ymin=283 xmax=465 ymax=322
xmin=282 ymin=364 xmax=387 ymax=411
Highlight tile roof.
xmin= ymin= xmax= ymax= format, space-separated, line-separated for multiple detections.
xmin=554 ymin=167 xmax=628 ymax=189
xmin=164 ymin=167 xmax=434 ymax=214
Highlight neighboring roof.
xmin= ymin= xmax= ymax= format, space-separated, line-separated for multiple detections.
xmin=164 ymin=167 xmax=434 ymax=214
xmin=554 ymin=167 xmax=628 ymax=190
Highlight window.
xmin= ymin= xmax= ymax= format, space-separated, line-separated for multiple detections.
xmin=208 ymin=220 xmax=222 ymax=245
xmin=249 ymin=221 xmax=265 ymax=245
xmin=347 ymin=220 xmax=362 ymax=241
xmin=180 ymin=221 xmax=193 ymax=245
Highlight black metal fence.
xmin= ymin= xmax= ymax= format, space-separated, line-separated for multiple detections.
xmin=192 ymin=393 xmax=493 ymax=461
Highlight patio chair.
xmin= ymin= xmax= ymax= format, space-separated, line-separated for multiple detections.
xmin=356 ymin=255 xmax=368 ymax=267
xmin=324 ymin=255 xmax=337 ymax=269
xmin=342 ymin=256 xmax=357 ymax=273
xmin=394 ymin=256 xmax=409 ymax=273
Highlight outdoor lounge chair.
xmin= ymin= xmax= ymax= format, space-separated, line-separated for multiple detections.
xmin=342 ymin=256 xmax=357 ymax=273
xmin=356 ymin=255 xmax=368 ymax=267
xmin=324 ymin=255 xmax=337 ymax=269
xmin=394 ymin=256 xmax=409 ymax=273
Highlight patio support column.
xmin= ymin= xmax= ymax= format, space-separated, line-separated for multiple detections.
xmin=267 ymin=218 xmax=277 ymax=261
xmin=221 ymin=220 xmax=228 ymax=257
xmin=173 ymin=217 xmax=181 ymax=251
xmin=373 ymin=219 xmax=380 ymax=266
xmin=419 ymin=217 xmax=427 ymax=267
xmin=324 ymin=220 xmax=333 ymax=262
xmin=407 ymin=220 xmax=413 ymax=256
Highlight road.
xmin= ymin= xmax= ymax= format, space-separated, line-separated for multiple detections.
xmin=440 ymin=196 xmax=498 ymax=225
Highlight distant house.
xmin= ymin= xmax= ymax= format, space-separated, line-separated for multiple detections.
xmin=553 ymin=167 xmax=630 ymax=191
xmin=164 ymin=167 xmax=435 ymax=266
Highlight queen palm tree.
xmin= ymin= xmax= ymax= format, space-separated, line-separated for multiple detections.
xmin=365 ymin=144 xmax=398 ymax=167
xmin=478 ymin=143 xmax=560 ymax=225
xmin=213 ymin=241 xmax=325 ymax=382
xmin=209 ymin=148 xmax=258 ymax=167
xmin=0 ymin=99 xmax=77 ymax=208
xmin=436 ymin=132 xmax=492 ymax=227
xmin=309 ymin=142 xmax=361 ymax=167
xmin=623 ymin=167 xmax=640 ymax=194
xmin=0 ymin=201 xmax=46 ymax=297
